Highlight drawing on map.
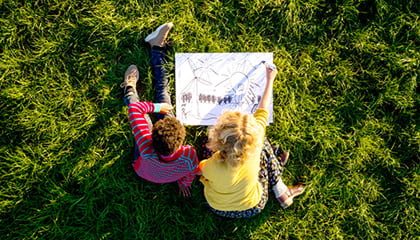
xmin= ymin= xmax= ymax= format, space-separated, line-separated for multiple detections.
xmin=175 ymin=53 xmax=274 ymax=125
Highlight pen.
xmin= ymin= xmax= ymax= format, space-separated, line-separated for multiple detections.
xmin=262 ymin=60 xmax=276 ymax=70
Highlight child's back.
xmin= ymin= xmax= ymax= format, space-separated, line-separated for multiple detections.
xmin=128 ymin=101 xmax=199 ymax=196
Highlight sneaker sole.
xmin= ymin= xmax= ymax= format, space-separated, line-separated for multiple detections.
xmin=145 ymin=22 xmax=173 ymax=42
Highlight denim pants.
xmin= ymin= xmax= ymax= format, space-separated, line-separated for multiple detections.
xmin=123 ymin=48 xmax=172 ymax=106
xmin=150 ymin=48 xmax=174 ymax=120
xmin=123 ymin=48 xmax=174 ymax=159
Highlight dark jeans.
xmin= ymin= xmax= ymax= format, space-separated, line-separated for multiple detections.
xmin=150 ymin=48 xmax=174 ymax=120
xmin=124 ymin=48 xmax=174 ymax=159
xmin=123 ymin=48 xmax=172 ymax=108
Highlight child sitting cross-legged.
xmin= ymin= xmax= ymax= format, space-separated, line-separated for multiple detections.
xmin=121 ymin=22 xmax=199 ymax=197
xmin=199 ymin=64 xmax=305 ymax=217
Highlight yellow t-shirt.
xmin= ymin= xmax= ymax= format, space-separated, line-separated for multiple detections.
xmin=199 ymin=109 xmax=269 ymax=211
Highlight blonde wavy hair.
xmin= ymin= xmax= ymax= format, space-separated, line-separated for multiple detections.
xmin=208 ymin=111 xmax=260 ymax=167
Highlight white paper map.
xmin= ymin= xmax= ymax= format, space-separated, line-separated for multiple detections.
xmin=175 ymin=52 xmax=274 ymax=126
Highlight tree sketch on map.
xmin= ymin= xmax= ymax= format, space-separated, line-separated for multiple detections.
xmin=175 ymin=53 xmax=274 ymax=125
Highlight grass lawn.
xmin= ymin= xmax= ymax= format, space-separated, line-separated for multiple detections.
xmin=0 ymin=0 xmax=418 ymax=239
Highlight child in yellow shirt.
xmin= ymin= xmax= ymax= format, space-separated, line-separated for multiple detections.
xmin=199 ymin=65 xmax=305 ymax=218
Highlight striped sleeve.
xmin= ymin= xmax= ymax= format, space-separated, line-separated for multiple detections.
xmin=176 ymin=147 xmax=199 ymax=187
xmin=127 ymin=102 xmax=157 ymax=157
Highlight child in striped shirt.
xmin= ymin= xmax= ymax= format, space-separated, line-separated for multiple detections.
xmin=121 ymin=23 xmax=199 ymax=197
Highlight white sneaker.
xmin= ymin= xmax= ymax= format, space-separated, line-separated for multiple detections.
xmin=145 ymin=22 xmax=174 ymax=47
xmin=120 ymin=65 xmax=139 ymax=93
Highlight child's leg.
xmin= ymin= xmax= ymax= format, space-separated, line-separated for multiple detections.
xmin=261 ymin=138 xmax=288 ymax=197
xmin=267 ymin=137 xmax=289 ymax=167
xmin=123 ymin=87 xmax=137 ymax=105
xmin=145 ymin=22 xmax=175 ymax=120
xmin=262 ymin=138 xmax=305 ymax=208
xmin=122 ymin=65 xmax=153 ymax=160
xmin=150 ymin=47 xmax=175 ymax=120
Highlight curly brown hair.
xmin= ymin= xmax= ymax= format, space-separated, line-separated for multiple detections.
xmin=152 ymin=116 xmax=186 ymax=156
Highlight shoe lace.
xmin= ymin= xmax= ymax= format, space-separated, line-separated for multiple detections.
xmin=120 ymin=75 xmax=137 ymax=88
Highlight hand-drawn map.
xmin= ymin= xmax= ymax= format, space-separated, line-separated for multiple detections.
xmin=175 ymin=53 xmax=274 ymax=126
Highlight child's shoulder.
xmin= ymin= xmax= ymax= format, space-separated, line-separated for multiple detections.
xmin=175 ymin=146 xmax=198 ymax=167
xmin=178 ymin=145 xmax=198 ymax=158
xmin=180 ymin=145 xmax=196 ymax=151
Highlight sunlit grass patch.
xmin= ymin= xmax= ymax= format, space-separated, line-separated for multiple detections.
xmin=1 ymin=0 xmax=418 ymax=239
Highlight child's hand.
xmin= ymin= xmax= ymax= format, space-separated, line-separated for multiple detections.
xmin=266 ymin=64 xmax=278 ymax=82
xmin=178 ymin=184 xmax=192 ymax=198
xmin=159 ymin=103 xmax=173 ymax=114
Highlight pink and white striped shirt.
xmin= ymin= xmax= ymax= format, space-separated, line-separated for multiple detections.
xmin=128 ymin=102 xmax=199 ymax=187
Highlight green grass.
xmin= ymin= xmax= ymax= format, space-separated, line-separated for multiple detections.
xmin=0 ymin=0 xmax=418 ymax=239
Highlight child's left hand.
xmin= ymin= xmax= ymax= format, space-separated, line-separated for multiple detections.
xmin=159 ymin=103 xmax=173 ymax=114
xmin=178 ymin=184 xmax=192 ymax=198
